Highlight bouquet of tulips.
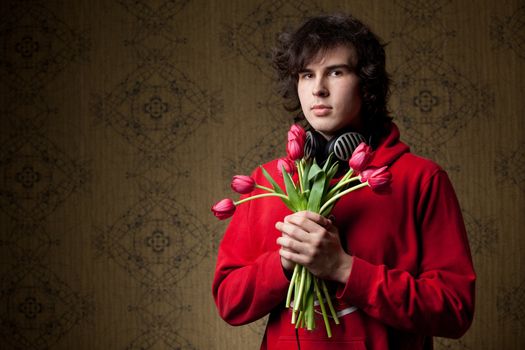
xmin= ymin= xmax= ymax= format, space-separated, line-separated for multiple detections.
xmin=212 ymin=124 xmax=391 ymax=337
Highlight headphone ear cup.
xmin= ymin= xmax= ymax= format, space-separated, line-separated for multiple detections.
xmin=327 ymin=132 xmax=366 ymax=162
xmin=304 ymin=130 xmax=326 ymax=162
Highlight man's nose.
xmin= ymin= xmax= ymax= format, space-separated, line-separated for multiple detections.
xmin=312 ymin=78 xmax=329 ymax=97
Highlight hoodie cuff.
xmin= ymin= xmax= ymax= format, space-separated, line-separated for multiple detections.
xmin=336 ymin=256 xmax=381 ymax=308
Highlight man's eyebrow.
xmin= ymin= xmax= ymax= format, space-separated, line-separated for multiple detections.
xmin=325 ymin=64 xmax=353 ymax=70
xmin=298 ymin=64 xmax=353 ymax=73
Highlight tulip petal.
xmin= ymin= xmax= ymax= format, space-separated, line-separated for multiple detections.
xmin=231 ymin=175 xmax=256 ymax=194
xmin=211 ymin=198 xmax=236 ymax=220
xmin=348 ymin=142 xmax=373 ymax=172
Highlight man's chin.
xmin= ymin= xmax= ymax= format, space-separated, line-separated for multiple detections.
xmin=314 ymin=129 xmax=338 ymax=140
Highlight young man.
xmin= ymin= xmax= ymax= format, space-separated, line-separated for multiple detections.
xmin=213 ymin=14 xmax=475 ymax=350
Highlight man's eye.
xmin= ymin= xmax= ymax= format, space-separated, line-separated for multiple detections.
xmin=300 ymin=73 xmax=313 ymax=79
xmin=330 ymin=70 xmax=343 ymax=76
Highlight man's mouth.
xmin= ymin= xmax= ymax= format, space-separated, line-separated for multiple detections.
xmin=311 ymin=104 xmax=332 ymax=116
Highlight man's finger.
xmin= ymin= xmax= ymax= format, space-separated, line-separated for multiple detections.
xmin=275 ymin=221 xmax=309 ymax=242
xmin=288 ymin=211 xmax=331 ymax=227
xmin=276 ymin=236 xmax=308 ymax=254
xmin=285 ymin=215 xmax=330 ymax=238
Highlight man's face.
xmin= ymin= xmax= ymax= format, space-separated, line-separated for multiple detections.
xmin=297 ymin=45 xmax=363 ymax=140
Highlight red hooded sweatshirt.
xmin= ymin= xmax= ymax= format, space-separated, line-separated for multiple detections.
xmin=212 ymin=123 xmax=476 ymax=350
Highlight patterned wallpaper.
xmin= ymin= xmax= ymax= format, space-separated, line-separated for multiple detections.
xmin=0 ymin=0 xmax=523 ymax=349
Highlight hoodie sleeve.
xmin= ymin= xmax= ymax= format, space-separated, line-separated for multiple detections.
xmin=212 ymin=168 xmax=290 ymax=326
xmin=336 ymin=170 xmax=476 ymax=338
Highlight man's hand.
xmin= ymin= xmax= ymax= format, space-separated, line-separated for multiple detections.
xmin=275 ymin=211 xmax=353 ymax=284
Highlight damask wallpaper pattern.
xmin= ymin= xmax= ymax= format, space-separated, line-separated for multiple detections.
xmin=0 ymin=0 xmax=523 ymax=349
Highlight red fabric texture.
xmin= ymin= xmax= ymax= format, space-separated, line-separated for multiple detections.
xmin=212 ymin=123 xmax=476 ymax=350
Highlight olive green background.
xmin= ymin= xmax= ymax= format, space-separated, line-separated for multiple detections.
xmin=0 ymin=0 xmax=523 ymax=349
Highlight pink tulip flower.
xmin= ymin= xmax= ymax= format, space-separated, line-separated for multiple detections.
xmin=360 ymin=168 xmax=374 ymax=183
xmin=288 ymin=124 xmax=306 ymax=142
xmin=277 ymin=157 xmax=295 ymax=176
xmin=211 ymin=198 xmax=236 ymax=220
xmin=287 ymin=124 xmax=306 ymax=160
xmin=287 ymin=138 xmax=304 ymax=160
xmin=231 ymin=175 xmax=256 ymax=194
xmin=363 ymin=166 xmax=391 ymax=191
xmin=349 ymin=143 xmax=373 ymax=172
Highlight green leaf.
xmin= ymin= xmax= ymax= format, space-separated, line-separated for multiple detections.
xmin=326 ymin=161 xmax=339 ymax=182
xmin=301 ymin=159 xmax=312 ymax=192
xmin=260 ymin=166 xmax=284 ymax=194
xmin=281 ymin=198 xmax=295 ymax=212
xmin=259 ymin=166 xmax=294 ymax=211
xmin=302 ymin=189 xmax=310 ymax=200
xmin=307 ymin=171 xmax=326 ymax=213
xmin=307 ymin=162 xmax=323 ymax=183
xmin=322 ymin=153 xmax=335 ymax=172
xmin=282 ymin=166 xmax=304 ymax=211
xmin=323 ymin=162 xmax=340 ymax=200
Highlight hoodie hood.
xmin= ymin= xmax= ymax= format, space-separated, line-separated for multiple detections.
xmin=368 ymin=122 xmax=410 ymax=168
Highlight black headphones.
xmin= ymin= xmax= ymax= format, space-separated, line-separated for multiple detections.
xmin=304 ymin=129 xmax=366 ymax=169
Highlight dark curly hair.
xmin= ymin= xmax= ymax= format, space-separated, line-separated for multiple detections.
xmin=272 ymin=13 xmax=392 ymax=138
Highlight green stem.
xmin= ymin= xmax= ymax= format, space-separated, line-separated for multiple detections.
xmin=255 ymin=184 xmax=274 ymax=193
xmin=295 ymin=311 xmax=304 ymax=329
xmin=334 ymin=168 xmax=353 ymax=184
xmin=294 ymin=266 xmax=306 ymax=312
xmin=305 ymin=269 xmax=311 ymax=303
xmin=306 ymin=290 xmax=314 ymax=330
xmin=326 ymin=176 xmax=361 ymax=199
xmin=319 ymin=182 xmax=368 ymax=214
xmin=293 ymin=266 xmax=300 ymax=318
xmin=286 ymin=265 xmax=300 ymax=308
xmin=321 ymin=280 xmax=340 ymax=325
xmin=234 ymin=192 xmax=289 ymax=205
xmin=341 ymin=168 xmax=354 ymax=181
xmin=297 ymin=160 xmax=304 ymax=194
xmin=314 ymin=277 xmax=332 ymax=338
